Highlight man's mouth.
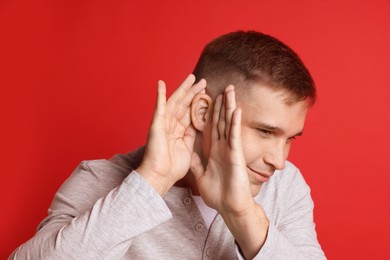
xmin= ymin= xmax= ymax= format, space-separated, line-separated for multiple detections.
xmin=247 ymin=166 xmax=273 ymax=182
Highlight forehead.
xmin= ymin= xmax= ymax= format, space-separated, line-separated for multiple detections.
xmin=236 ymin=84 xmax=309 ymax=134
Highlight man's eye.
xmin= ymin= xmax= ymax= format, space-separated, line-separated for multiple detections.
xmin=259 ymin=129 xmax=272 ymax=135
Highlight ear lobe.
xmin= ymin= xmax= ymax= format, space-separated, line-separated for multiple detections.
xmin=191 ymin=93 xmax=212 ymax=132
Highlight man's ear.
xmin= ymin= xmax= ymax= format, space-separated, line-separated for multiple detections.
xmin=191 ymin=93 xmax=212 ymax=132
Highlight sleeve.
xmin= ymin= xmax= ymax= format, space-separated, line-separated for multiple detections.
xmin=236 ymin=169 xmax=326 ymax=260
xmin=8 ymin=162 xmax=172 ymax=260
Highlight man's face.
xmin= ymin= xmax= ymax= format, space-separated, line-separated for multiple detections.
xmin=204 ymin=84 xmax=309 ymax=196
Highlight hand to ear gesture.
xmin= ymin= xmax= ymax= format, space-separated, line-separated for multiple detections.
xmin=137 ymin=74 xmax=206 ymax=196
xmin=190 ymin=86 xmax=269 ymax=259
xmin=190 ymin=85 xmax=253 ymax=215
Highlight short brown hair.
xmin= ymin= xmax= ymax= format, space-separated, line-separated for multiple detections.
xmin=193 ymin=31 xmax=316 ymax=105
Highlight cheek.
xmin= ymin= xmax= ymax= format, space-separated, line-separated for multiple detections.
xmin=241 ymin=130 xmax=264 ymax=163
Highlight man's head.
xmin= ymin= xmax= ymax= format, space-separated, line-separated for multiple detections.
xmin=193 ymin=30 xmax=316 ymax=105
xmin=190 ymin=31 xmax=315 ymax=195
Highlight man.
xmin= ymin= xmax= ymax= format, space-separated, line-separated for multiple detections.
xmin=10 ymin=31 xmax=326 ymax=259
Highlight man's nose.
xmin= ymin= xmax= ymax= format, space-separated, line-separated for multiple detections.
xmin=264 ymin=142 xmax=286 ymax=170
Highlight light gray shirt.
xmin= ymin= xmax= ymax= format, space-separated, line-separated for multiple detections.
xmin=10 ymin=147 xmax=326 ymax=259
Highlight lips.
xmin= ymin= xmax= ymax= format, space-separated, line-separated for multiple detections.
xmin=247 ymin=166 xmax=273 ymax=182
xmin=247 ymin=166 xmax=272 ymax=177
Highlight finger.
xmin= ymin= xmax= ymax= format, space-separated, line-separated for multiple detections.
xmin=167 ymin=78 xmax=207 ymax=119
xmin=177 ymin=83 xmax=207 ymax=128
xmin=230 ymin=108 xmax=242 ymax=150
xmin=154 ymin=80 xmax=167 ymax=119
xmin=167 ymin=74 xmax=196 ymax=106
xmin=212 ymin=95 xmax=223 ymax=141
xmin=190 ymin=152 xmax=205 ymax=182
xmin=179 ymin=78 xmax=207 ymax=113
xmin=218 ymin=93 xmax=227 ymax=139
xmin=225 ymin=86 xmax=236 ymax=139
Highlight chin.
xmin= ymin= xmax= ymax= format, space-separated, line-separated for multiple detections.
xmin=250 ymin=184 xmax=262 ymax=197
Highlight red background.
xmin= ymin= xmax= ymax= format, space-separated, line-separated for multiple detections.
xmin=1 ymin=0 xmax=389 ymax=259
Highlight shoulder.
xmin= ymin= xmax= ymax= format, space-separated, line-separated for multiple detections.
xmin=69 ymin=159 xmax=129 ymax=187
xmin=37 ymin=147 xmax=146 ymax=231
xmin=51 ymin=146 xmax=145 ymax=209
xmin=51 ymin=159 xmax=129 ymax=211
xmin=69 ymin=145 xmax=145 ymax=184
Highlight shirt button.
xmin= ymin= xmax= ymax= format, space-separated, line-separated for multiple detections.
xmin=206 ymin=248 xmax=212 ymax=256
xmin=183 ymin=197 xmax=192 ymax=205
xmin=195 ymin=223 xmax=203 ymax=231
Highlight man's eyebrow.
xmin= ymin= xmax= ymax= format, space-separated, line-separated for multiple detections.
xmin=252 ymin=121 xmax=303 ymax=137
xmin=253 ymin=121 xmax=280 ymax=131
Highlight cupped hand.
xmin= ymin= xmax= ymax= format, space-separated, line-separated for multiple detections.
xmin=137 ymin=74 xmax=206 ymax=195
xmin=190 ymin=86 xmax=254 ymax=216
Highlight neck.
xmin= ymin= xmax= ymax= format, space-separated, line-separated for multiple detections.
xmin=175 ymin=172 xmax=200 ymax=195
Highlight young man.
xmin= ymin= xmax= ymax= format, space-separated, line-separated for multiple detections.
xmin=10 ymin=31 xmax=326 ymax=259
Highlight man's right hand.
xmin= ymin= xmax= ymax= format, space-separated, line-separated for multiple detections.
xmin=136 ymin=74 xmax=206 ymax=196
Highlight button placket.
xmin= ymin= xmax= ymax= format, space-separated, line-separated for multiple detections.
xmin=195 ymin=223 xmax=203 ymax=231
xmin=205 ymin=247 xmax=212 ymax=256
xmin=183 ymin=197 xmax=192 ymax=205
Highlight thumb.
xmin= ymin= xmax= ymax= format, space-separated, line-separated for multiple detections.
xmin=190 ymin=152 xmax=205 ymax=181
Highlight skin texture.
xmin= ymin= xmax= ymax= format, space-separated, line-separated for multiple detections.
xmin=137 ymin=74 xmax=309 ymax=259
